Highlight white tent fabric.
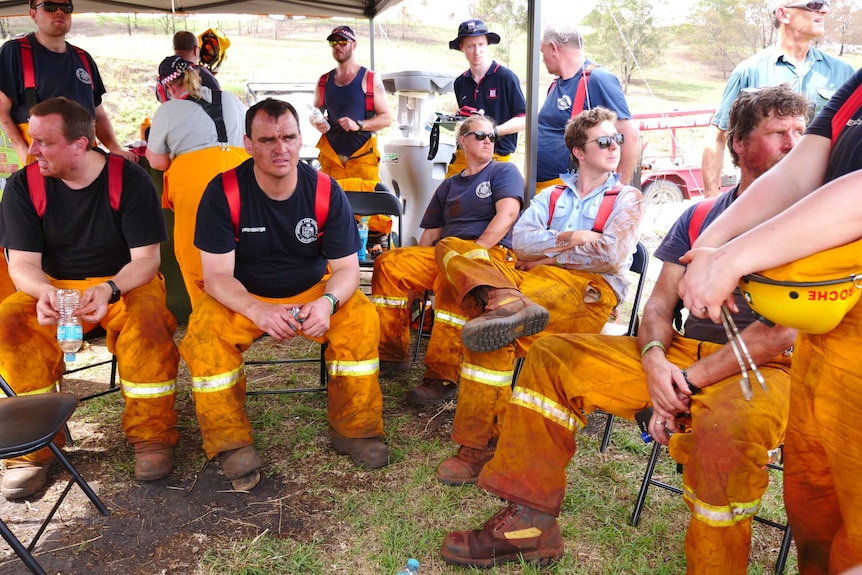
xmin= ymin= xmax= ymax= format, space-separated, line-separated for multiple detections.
xmin=0 ymin=0 xmax=402 ymax=18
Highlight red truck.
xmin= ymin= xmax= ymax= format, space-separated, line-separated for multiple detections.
xmin=633 ymin=109 xmax=737 ymax=204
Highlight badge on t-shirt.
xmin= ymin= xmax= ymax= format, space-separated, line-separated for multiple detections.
xmin=488 ymin=88 xmax=497 ymax=99
xmin=475 ymin=181 xmax=492 ymax=199
xmin=295 ymin=218 xmax=319 ymax=244
xmin=557 ymin=94 xmax=572 ymax=112
xmin=76 ymin=67 xmax=92 ymax=86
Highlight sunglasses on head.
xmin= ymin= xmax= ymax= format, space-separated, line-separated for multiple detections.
xmin=464 ymin=131 xmax=498 ymax=143
xmin=585 ymin=133 xmax=624 ymax=149
xmin=34 ymin=1 xmax=73 ymax=13
xmin=784 ymin=0 xmax=829 ymax=11
xmin=329 ymin=39 xmax=349 ymax=47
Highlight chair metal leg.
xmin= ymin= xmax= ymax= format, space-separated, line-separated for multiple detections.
xmin=774 ymin=524 xmax=792 ymax=575
xmin=47 ymin=443 xmax=109 ymax=517
xmin=0 ymin=518 xmax=48 ymax=575
xmin=412 ymin=291 xmax=432 ymax=364
xmin=599 ymin=413 xmax=614 ymax=453
xmin=631 ymin=440 xmax=663 ymax=526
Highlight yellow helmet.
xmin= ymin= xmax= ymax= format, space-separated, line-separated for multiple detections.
xmin=197 ymin=28 xmax=230 ymax=74
xmin=739 ymin=237 xmax=862 ymax=334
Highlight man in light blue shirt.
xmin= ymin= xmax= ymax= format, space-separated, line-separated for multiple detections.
xmin=701 ymin=0 xmax=852 ymax=197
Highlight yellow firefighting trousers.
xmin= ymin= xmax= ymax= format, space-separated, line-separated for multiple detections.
xmin=434 ymin=236 xmax=616 ymax=450
xmin=478 ymin=333 xmax=791 ymax=574
xmin=370 ymin=244 xmax=513 ymax=382
xmin=445 ymin=148 xmax=512 ymax=178
xmin=316 ymin=134 xmax=380 ymax=184
xmin=784 ymin=298 xmax=862 ymax=574
xmin=162 ymin=146 xmax=250 ymax=306
xmin=179 ymin=284 xmax=384 ymax=459
xmin=0 ymin=275 xmax=180 ymax=464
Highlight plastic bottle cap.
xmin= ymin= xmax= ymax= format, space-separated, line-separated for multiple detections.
xmin=64 ymin=353 xmax=76 ymax=362
xmin=407 ymin=558 xmax=420 ymax=569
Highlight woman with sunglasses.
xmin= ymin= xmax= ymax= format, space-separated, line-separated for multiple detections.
xmin=371 ymin=114 xmax=523 ymax=406
xmin=431 ymin=106 xmax=644 ymax=488
xmin=146 ymin=56 xmax=248 ymax=306
xmin=701 ymin=0 xmax=852 ymax=198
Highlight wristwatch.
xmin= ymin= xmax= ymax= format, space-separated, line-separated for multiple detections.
xmin=356 ymin=119 xmax=364 ymax=132
xmin=322 ymin=293 xmax=339 ymax=315
xmin=106 ymin=280 xmax=122 ymax=304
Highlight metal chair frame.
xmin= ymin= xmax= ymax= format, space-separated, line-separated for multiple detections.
xmin=630 ymin=440 xmax=793 ymax=574
xmin=245 ymin=339 xmax=329 ymax=396
xmin=344 ymin=188 xmax=403 ymax=269
xmin=0 ymin=375 xmax=109 ymax=575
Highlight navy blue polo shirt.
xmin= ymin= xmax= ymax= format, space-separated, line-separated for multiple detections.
xmin=454 ymin=61 xmax=526 ymax=156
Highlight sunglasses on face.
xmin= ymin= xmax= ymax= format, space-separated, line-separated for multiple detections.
xmin=585 ymin=133 xmax=624 ymax=149
xmin=464 ymin=131 xmax=498 ymax=143
xmin=329 ymin=39 xmax=349 ymax=47
xmin=784 ymin=0 xmax=829 ymax=11
xmin=34 ymin=1 xmax=73 ymax=13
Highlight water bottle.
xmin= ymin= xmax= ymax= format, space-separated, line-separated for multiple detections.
xmin=56 ymin=288 xmax=83 ymax=363
xmin=357 ymin=216 xmax=369 ymax=262
xmin=309 ymin=106 xmax=330 ymax=133
xmin=396 ymin=558 xmax=420 ymax=575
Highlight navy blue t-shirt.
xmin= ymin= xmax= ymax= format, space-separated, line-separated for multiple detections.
xmin=454 ymin=61 xmax=527 ymax=156
xmin=537 ymin=62 xmax=631 ymax=182
xmin=420 ymin=161 xmax=524 ymax=248
xmin=0 ymin=33 xmax=106 ymax=123
xmin=655 ymin=189 xmax=756 ymax=343
xmin=195 ymin=159 xmax=360 ymax=298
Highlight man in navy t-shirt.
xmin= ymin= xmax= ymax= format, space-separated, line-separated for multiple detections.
xmin=180 ymin=99 xmax=390 ymax=491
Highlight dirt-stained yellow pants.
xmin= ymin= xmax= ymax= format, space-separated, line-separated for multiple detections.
xmin=179 ymin=284 xmax=384 ymax=459
xmin=478 ymin=332 xmax=791 ymax=575
xmin=370 ymin=244 xmax=512 ymax=382
xmin=434 ymin=236 xmax=616 ymax=451
xmin=0 ymin=275 xmax=180 ymax=464
xmin=162 ymin=146 xmax=249 ymax=306
xmin=784 ymin=299 xmax=862 ymax=574
xmin=445 ymin=148 xmax=512 ymax=178
xmin=316 ymin=134 xmax=380 ymax=184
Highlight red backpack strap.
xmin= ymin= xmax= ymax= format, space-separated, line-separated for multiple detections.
xmin=107 ymin=154 xmax=124 ymax=211
xmin=571 ymin=63 xmax=598 ymax=119
xmin=591 ymin=183 xmax=622 ymax=233
xmin=314 ymin=171 xmax=332 ymax=244
xmin=364 ymin=69 xmax=375 ymax=117
xmin=25 ymin=162 xmax=46 ymax=217
xmin=831 ymin=81 xmax=862 ymax=147
xmin=546 ymin=184 xmax=566 ymax=228
xmin=317 ymin=71 xmax=331 ymax=107
xmin=687 ymin=197 xmax=719 ymax=246
xmin=17 ymin=36 xmax=37 ymax=109
xmin=72 ymin=45 xmax=94 ymax=93
xmin=222 ymin=167 xmax=241 ymax=242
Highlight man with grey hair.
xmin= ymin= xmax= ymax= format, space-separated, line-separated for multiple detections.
xmin=536 ymin=24 xmax=638 ymax=191
xmin=700 ymin=0 xmax=852 ymax=197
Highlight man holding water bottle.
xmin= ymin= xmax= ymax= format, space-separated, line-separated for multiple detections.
xmin=180 ymin=98 xmax=389 ymax=486
xmin=0 ymin=97 xmax=179 ymax=499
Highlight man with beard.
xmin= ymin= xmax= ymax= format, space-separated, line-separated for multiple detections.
xmin=310 ymin=25 xmax=391 ymax=184
xmin=441 ymin=85 xmax=807 ymax=573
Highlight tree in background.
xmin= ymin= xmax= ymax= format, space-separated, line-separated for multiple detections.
xmin=581 ymin=0 xmax=663 ymax=93
xmin=687 ymin=0 xmax=775 ymax=79
xmin=471 ymin=0 xmax=527 ymax=66
xmin=827 ymin=0 xmax=862 ymax=55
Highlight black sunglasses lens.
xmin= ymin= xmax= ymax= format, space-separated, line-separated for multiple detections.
xmin=41 ymin=3 xmax=72 ymax=12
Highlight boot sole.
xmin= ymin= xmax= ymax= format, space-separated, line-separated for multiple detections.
xmin=461 ymin=305 xmax=550 ymax=353
xmin=440 ymin=548 xmax=563 ymax=568
xmin=404 ymin=386 xmax=458 ymax=407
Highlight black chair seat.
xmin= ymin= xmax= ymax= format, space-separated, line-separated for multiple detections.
xmin=0 ymin=394 xmax=79 ymax=458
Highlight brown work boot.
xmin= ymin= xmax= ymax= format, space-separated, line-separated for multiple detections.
xmin=436 ymin=445 xmax=495 ymax=486
xmin=461 ymin=288 xmax=549 ymax=353
xmin=405 ymin=378 xmax=457 ymax=406
xmin=441 ymin=502 xmax=564 ymax=568
xmin=379 ymin=360 xmax=411 ymax=378
xmin=330 ymin=429 xmax=390 ymax=469
xmin=134 ymin=445 xmax=174 ymax=481
xmin=218 ymin=446 xmax=264 ymax=491
xmin=1 ymin=460 xmax=53 ymax=500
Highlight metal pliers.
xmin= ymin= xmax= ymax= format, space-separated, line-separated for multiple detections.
xmin=720 ymin=304 xmax=767 ymax=400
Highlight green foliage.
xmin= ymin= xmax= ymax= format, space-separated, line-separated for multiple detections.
xmin=474 ymin=0 xmax=527 ymax=66
xmin=582 ymin=0 xmax=664 ymax=92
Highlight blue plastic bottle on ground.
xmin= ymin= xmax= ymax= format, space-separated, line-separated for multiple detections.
xmin=357 ymin=216 xmax=369 ymax=261
xmin=396 ymin=558 xmax=419 ymax=575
